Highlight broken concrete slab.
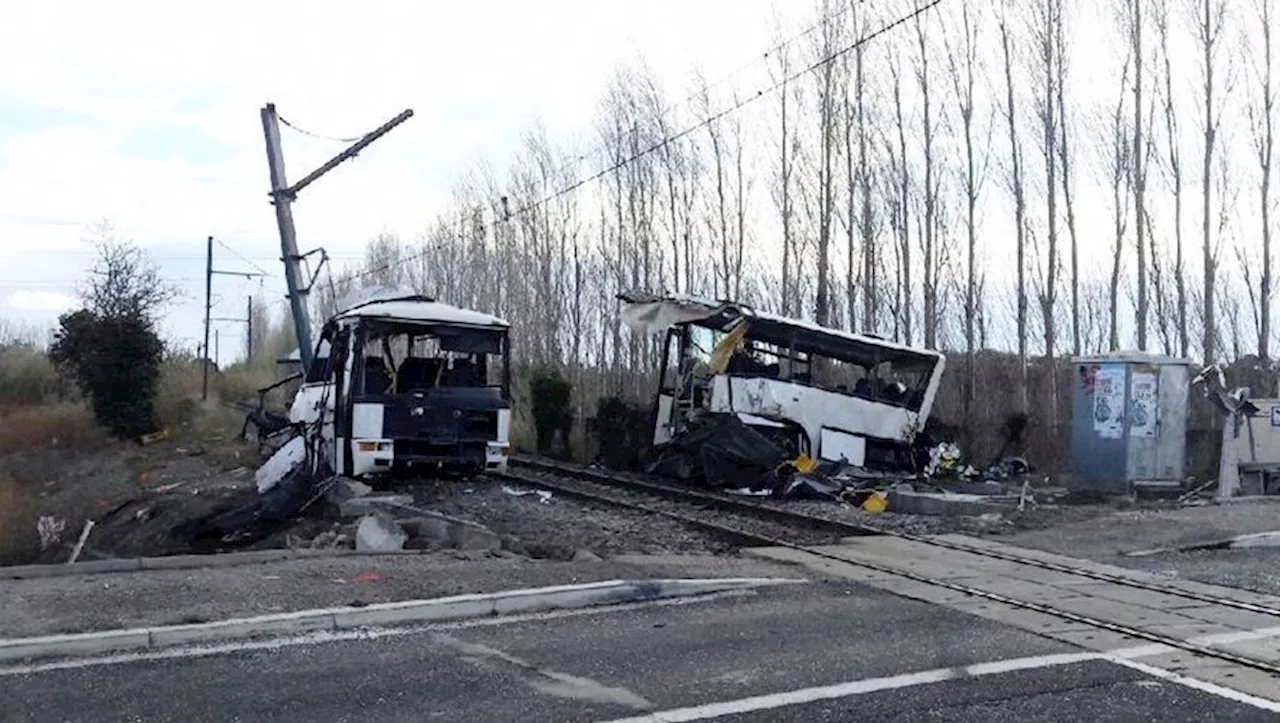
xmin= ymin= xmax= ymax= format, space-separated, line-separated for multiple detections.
xmin=398 ymin=512 xmax=502 ymax=552
xmin=887 ymin=490 xmax=1000 ymax=517
xmin=355 ymin=513 xmax=408 ymax=552
xmin=327 ymin=478 xmax=373 ymax=505
xmin=338 ymin=495 xmax=415 ymax=518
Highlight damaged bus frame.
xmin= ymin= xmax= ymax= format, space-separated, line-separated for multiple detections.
xmin=620 ymin=291 xmax=946 ymax=477
xmin=287 ymin=290 xmax=514 ymax=480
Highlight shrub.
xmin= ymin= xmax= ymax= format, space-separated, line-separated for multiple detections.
xmin=45 ymin=239 xmax=181 ymax=440
xmin=50 ymin=310 xmax=165 ymax=439
xmin=590 ymin=395 xmax=649 ymax=471
xmin=528 ymin=364 xmax=573 ymax=457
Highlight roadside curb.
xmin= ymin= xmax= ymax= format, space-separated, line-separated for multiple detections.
xmin=0 ymin=577 xmax=805 ymax=664
xmin=0 ymin=548 xmax=449 ymax=580
xmin=1124 ymin=531 xmax=1280 ymax=557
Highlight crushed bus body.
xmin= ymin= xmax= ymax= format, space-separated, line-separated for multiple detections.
xmin=290 ymin=288 xmax=514 ymax=479
xmin=619 ymin=290 xmax=946 ymax=489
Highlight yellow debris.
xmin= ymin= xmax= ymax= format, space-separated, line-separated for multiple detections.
xmin=792 ymin=454 xmax=819 ymax=474
xmin=861 ymin=491 xmax=888 ymax=513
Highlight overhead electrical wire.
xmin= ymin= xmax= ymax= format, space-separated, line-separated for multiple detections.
xmin=559 ymin=0 xmax=871 ymax=174
xmin=346 ymin=0 xmax=945 ymax=286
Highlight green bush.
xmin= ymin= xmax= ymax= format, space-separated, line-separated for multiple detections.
xmin=591 ymin=394 xmax=649 ymax=470
xmin=50 ymin=310 xmax=165 ymax=439
xmin=528 ymin=364 xmax=573 ymax=458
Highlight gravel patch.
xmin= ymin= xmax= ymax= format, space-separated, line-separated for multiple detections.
xmin=399 ymin=476 xmax=738 ymax=560
xmin=774 ymin=498 xmax=1114 ymax=538
xmin=1116 ymin=548 xmax=1280 ymax=597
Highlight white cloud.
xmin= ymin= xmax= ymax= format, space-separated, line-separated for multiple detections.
xmin=7 ymin=290 xmax=78 ymax=313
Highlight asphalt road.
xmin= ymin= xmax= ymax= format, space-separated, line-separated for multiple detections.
xmin=0 ymin=582 xmax=1275 ymax=722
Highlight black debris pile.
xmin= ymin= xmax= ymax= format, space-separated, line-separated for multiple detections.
xmin=643 ymin=413 xmax=897 ymax=503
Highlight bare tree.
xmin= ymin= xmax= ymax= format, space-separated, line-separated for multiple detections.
xmin=813 ymin=0 xmax=843 ymax=327
xmin=1155 ymin=0 xmax=1188 ymax=356
xmin=915 ymin=7 xmax=940 ymax=347
xmin=1055 ymin=2 xmax=1081 ymax=356
xmin=887 ymin=44 xmax=914 ymax=345
xmin=1129 ymin=0 xmax=1150 ymax=350
xmin=1192 ymin=0 xmax=1232 ymax=363
xmin=1032 ymin=0 xmax=1062 ymax=372
xmin=772 ymin=29 xmax=800 ymax=317
xmin=999 ymin=4 xmax=1029 ymax=409
xmin=944 ymin=1 xmax=988 ymax=422
xmin=1247 ymin=0 xmax=1276 ymax=358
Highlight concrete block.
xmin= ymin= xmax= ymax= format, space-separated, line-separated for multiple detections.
xmin=141 ymin=550 xmax=294 ymax=570
xmin=149 ymin=613 xmax=336 ymax=647
xmin=333 ymin=598 xmax=495 ymax=629
xmin=0 ymin=629 xmax=151 ymax=663
xmin=887 ymin=490 xmax=999 ymax=517
xmin=0 ymin=558 xmax=143 ymax=579
xmin=355 ymin=513 xmax=408 ymax=552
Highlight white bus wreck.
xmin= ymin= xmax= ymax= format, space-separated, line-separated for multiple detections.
xmin=619 ymin=291 xmax=946 ymax=486
xmin=284 ymin=288 xmax=513 ymax=480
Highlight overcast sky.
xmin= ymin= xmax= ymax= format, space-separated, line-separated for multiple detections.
xmin=0 ymin=0 xmax=816 ymax=360
xmin=1 ymin=0 xmax=1242 ymax=360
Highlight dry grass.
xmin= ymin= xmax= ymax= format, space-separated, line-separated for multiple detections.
xmin=0 ymin=403 xmax=103 ymax=457
xmin=0 ymin=346 xmax=65 ymax=406
xmin=0 ymin=471 xmax=40 ymax=565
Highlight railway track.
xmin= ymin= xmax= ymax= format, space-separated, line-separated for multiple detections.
xmin=498 ymin=455 xmax=1280 ymax=683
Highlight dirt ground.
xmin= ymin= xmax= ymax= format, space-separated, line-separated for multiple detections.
xmin=0 ymin=433 xmax=263 ymax=566
xmin=0 ymin=413 xmax=1219 ymax=570
xmin=390 ymin=476 xmax=737 ymax=560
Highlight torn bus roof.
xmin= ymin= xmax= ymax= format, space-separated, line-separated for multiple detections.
xmin=617 ymin=290 xmax=943 ymax=366
xmin=334 ymin=298 xmax=510 ymax=328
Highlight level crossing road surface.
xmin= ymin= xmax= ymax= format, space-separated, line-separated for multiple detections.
xmin=2 ymin=575 xmax=1277 ymax=722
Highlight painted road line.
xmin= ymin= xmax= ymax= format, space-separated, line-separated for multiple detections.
xmin=596 ymin=652 xmax=1104 ymax=723
xmin=598 ymin=645 xmax=1280 ymax=723
xmin=1104 ymin=656 xmax=1280 ymax=713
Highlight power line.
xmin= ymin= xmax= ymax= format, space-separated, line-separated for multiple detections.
xmin=347 ymin=0 xmax=944 ymax=286
xmin=276 ymin=114 xmax=366 ymax=144
xmin=214 ymin=238 xmax=277 ymax=278
xmin=512 ymin=0 xmax=867 ymax=204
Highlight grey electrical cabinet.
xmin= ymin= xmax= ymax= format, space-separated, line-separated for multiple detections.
xmin=1069 ymin=352 xmax=1193 ymax=494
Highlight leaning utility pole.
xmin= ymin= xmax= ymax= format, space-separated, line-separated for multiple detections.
xmin=259 ymin=103 xmax=414 ymax=371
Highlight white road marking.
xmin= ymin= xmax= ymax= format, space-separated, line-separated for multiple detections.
xmin=1104 ymin=656 xmax=1280 ymax=713
xmin=0 ymin=591 xmax=747 ymax=677
xmin=434 ymin=633 xmax=653 ymax=710
xmin=596 ymin=652 xmax=1101 ymax=723
xmin=598 ymin=628 xmax=1280 ymax=722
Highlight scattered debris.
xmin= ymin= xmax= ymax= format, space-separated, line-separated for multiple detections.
xmin=37 ymin=516 xmax=65 ymax=551
xmin=67 ymin=519 xmax=95 ymax=564
xmin=502 ymin=486 xmax=553 ymax=504
xmin=255 ymin=436 xmax=307 ymax=494
xmin=138 ymin=429 xmax=170 ymax=446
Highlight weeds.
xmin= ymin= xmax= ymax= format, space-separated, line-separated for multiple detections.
xmin=0 ymin=403 xmax=103 ymax=457
xmin=0 ymin=472 xmax=40 ymax=565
